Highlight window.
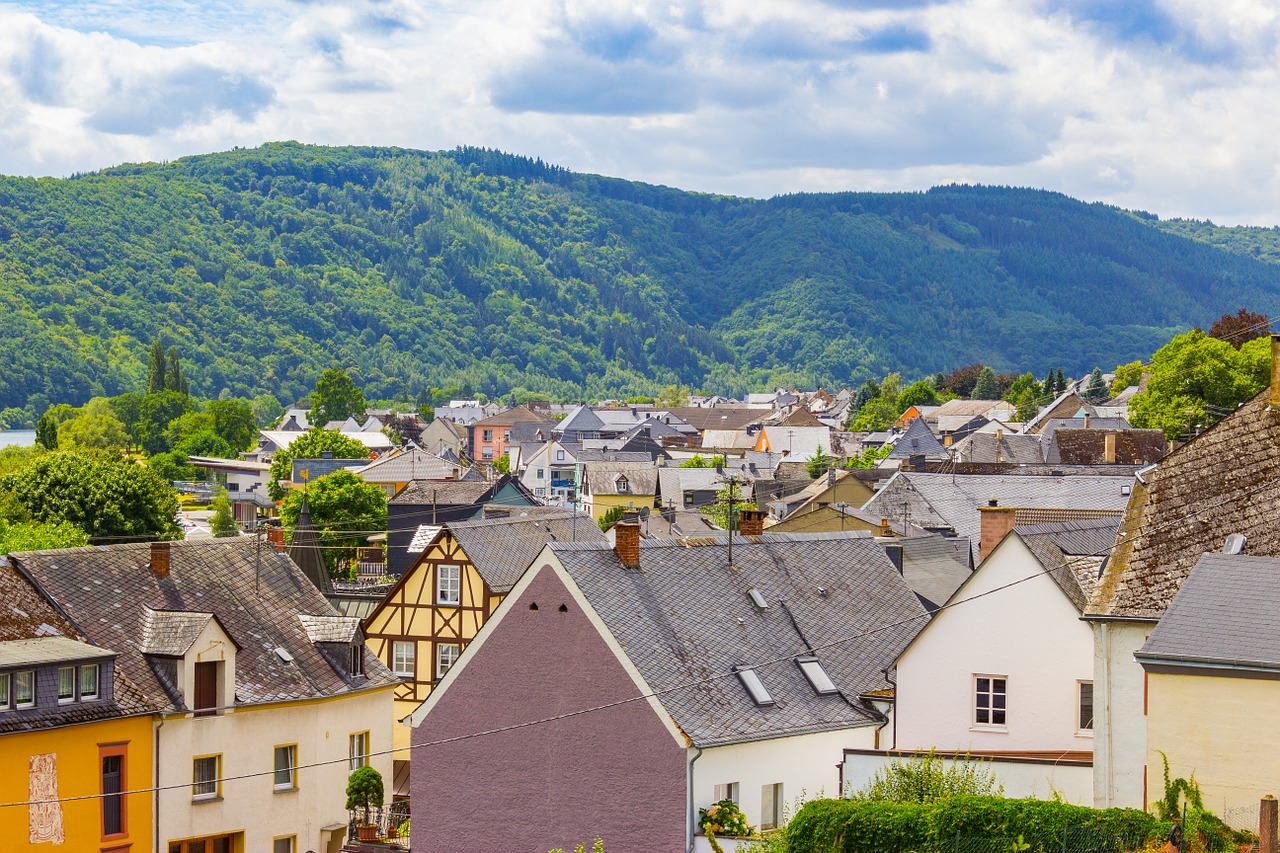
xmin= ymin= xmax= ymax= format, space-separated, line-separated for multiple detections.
xmin=0 ymin=672 xmax=10 ymax=711
xmin=556 ymin=449 xmax=565 ymax=461
xmin=735 ymin=666 xmax=775 ymax=707
xmin=1078 ymin=681 xmax=1094 ymax=732
xmin=481 ymin=448 xmax=493 ymax=459
xmin=192 ymin=755 xmax=220 ymax=800
xmin=58 ymin=666 xmax=76 ymax=704
xmin=537 ymin=468 xmax=545 ymax=480
xmin=482 ymin=429 xmax=493 ymax=442
xmin=80 ymin=664 xmax=100 ymax=701
xmin=392 ymin=641 xmax=416 ymax=677
xmin=169 ymin=834 xmax=236 ymax=853
xmin=437 ymin=565 xmax=461 ymax=604
xmin=350 ymin=643 xmax=364 ymax=677
xmin=713 ymin=782 xmax=739 ymax=803
xmin=100 ymin=744 xmax=127 ymax=839
xmin=349 ymin=731 xmax=370 ymax=771
xmin=796 ymin=657 xmax=838 ymax=694
xmin=974 ymin=676 xmax=1007 ymax=727
xmin=436 ymin=643 xmax=460 ymax=680
xmin=616 ymin=476 xmax=630 ymax=493
xmin=761 ymin=783 xmax=784 ymax=830
xmin=273 ymin=838 xmax=295 ymax=853
xmin=193 ymin=661 xmax=217 ymax=717
xmin=273 ymin=745 xmax=297 ymax=791
xmin=14 ymin=670 xmax=35 ymax=709
xmin=503 ymin=430 xmax=511 ymax=443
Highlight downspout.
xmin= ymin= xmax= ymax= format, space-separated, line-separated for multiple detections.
xmin=1100 ymin=622 xmax=1112 ymax=808
xmin=884 ymin=666 xmax=898 ymax=753
xmin=687 ymin=746 xmax=703 ymax=853
xmin=153 ymin=713 xmax=165 ymax=853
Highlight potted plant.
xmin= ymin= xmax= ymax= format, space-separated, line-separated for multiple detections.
xmin=346 ymin=765 xmax=384 ymax=842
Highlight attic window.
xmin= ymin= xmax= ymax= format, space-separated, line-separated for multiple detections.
xmin=796 ymin=657 xmax=838 ymax=695
xmin=350 ymin=643 xmax=364 ymax=677
xmin=616 ymin=476 xmax=630 ymax=494
xmin=747 ymin=588 xmax=768 ymax=611
xmin=734 ymin=666 xmax=775 ymax=707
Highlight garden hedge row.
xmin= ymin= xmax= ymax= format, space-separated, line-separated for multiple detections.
xmin=786 ymin=796 xmax=1167 ymax=853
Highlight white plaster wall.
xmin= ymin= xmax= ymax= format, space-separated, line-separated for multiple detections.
xmin=1091 ymin=620 xmax=1151 ymax=809
xmin=158 ymin=688 xmax=394 ymax=852
xmin=895 ymin=536 xmax=1095 ymax=754
xmin=693 ymin=726 xmax=880 ymax=831
xmin=842 ymin=751 xmax=1093 ymax=804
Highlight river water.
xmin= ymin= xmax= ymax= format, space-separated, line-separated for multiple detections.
xmin=0 ymin=430 xmax=36 ymax=448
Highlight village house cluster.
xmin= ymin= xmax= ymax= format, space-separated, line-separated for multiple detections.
xmin=4 ymin=346 xmax=1279 ymax=853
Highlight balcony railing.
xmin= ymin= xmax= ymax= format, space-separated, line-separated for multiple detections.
xmin=344 ymin=803 xmax=411 ymax=850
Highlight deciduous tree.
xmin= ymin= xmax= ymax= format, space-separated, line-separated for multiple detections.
xmin=311 ymin=368 xmax=367 ymax=427
xmin=267 ymin=429 xmax=371 ymax=501
xmin=279 ymin=470 xmax=387 ymax=576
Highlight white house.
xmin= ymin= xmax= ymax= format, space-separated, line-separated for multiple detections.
xmin=843 ymin=519 xmax=1119 ymax=805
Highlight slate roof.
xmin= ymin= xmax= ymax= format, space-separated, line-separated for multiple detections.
xmin=865 ymin=471 xmax=1133 ymax=563
xmin=287 ymin=498 xmax=333 ymax=595
xmin=448 ymin=512 xmax=606 ymax=594
xmin=887 ymin=417 xmax=949 ymax=460
xmin=0 ymin=635 xmax=115 ymax=668
xmin=552 ymin=532 xmax=927 ymax=747
xmin=896 ymin=535 xmax=972 ymax=612
xmin=582 ymin=461 xmax=658 ymax=496
xmin=950 ymin=431 xmax=1046 ymax=464
xmin=298 ymin=614 xmax=361 ymax=644
xmin=139 ymin=609 xmax=222 ymax=656
xmin=930 ymin=399 xmax=1013 ymax=420
xmin=1087 ymin=389 xmax=1280 ymax=621
xmin=351 ymin=448 xmax=460 ymax=482
xmin=1037 ymin=417 xmax=1131 ymax=443
xmin=655 ymin=407 xmax=764 ymax=432
xmin=8 ymin=540 xmax=399 ymax=713
xmin=1016 ymin=518 xmax=1119 ymax=612
xmin=573 ymin=450 xmax=653 ymax=464
xmin=1135 ymin=553 xmax=1280 ymax=671
xmin=472 ymin=406 xmax=545 ymax=428
xmin=1046 ymin=429 xmax=1168 ymax=466
xmin=390 ymin=479 xmax=494 ymax=506
xmin=407 ymin=524 xmax=444 ymax=554
xmin=554 ymin=405 xmax=606 ymax=435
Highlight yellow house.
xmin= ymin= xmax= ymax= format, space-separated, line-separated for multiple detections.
xmin=363 ymin=511 xmax=605 ymax=794
xmin=1136 ymin=551 xmax=1280 ymax=826
xmin=0 ymin=564 xmax=154 ymax=852
xmin=579 ymin=461 xmax=658 ymax=521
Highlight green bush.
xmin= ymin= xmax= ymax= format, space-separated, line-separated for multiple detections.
xmin=701 ymin=798 xmax=754 ymax=837
xmin=785 ymin=796 xmax=1165 ymax=853
xmin=851 ymin=750 xmax=1003 ymax=803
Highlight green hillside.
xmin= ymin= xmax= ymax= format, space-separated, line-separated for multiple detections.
xmin=0 ymin=141 xmax=1277 ymax=414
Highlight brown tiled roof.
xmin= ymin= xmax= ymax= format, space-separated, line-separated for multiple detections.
xmin=9 ymin=540 xmax=399 ymax=712
xmin=390 ymin=479 xmax=494 ymax=505
xmin=582 ymin=461 xmax=658 ymax=496
xmin=1088 ymin=389 xmax=1280 ymax=621
xmin=1048 ymin=429 xmax=1169 ymax=466
xmin=472 ymin=405 xmax=545 ymax=428
xmin=650 ymin=407 xmax=764 ymax=431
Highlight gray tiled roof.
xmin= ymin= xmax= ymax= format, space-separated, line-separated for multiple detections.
xmin=582 ymin=461 xmax=658 ymax=496
xmin=0 ymin=636 xmax=115 ymax=668
xmin=138 ymin=609 xmax=217 ymax=656
xmin=551 ymin=532 xmax=928 ymax=748
xmin=449 ymin=512 xmax=605 ymax=594
xmin=951 ymin=432 xmax=1046 ymax=465
xmin=390 ymin=479 xmax=493 ymax=506
xmin=1136 ymin=553 xmax=1280 ymax=671
xmin=9 ymin=540 xmax=399 ymax=712
xmin=298 ymin=614 xmax=361 ymax=644
xmin=351 ymin=448 xmax=460 ymax=482
xmin=886 ymin=417 xmax=948 ymax=460
xmin=555 ymin=405 xmax=606 ymax=434
xmin=1016 ymin=518 xmax=1119 ymax=612
xmin=896 ymin=535 xmax=972 ymax=611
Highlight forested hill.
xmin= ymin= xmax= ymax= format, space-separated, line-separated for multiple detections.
xmin=1 ymin=141 xmax=1278 ymax=413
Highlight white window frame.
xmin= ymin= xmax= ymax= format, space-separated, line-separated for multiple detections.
xmin=0 ymin=672 xmax=10 ymax=711
xmin=192 ymin=754 xmax=220 ymax=800
xmin=273 ymin=744 xmax=298 ymax=791
xmin=761 ymin=782 xmax=784 ymax=830
xmin=349 ymin=731 xmax=369 ymax=772
xmin=1077 ymin=680 xmax=1094 ymax=734
xmin=392 ymin=641 xmax=416 ymax=677
xmin=58 ymin=666 xmax=76 ymax=704
xmin=713 ymin=782 xmax=739 ymax=804
xmin=556 ymin=449 xmax=565 ymax=461
xmin=436 ymin=643 xmax=460 ymax=680
xmin=436 ymin=564 xmax=461 ymax=605
xmin=973 ymin=674 xmax=1007 ymax=729
xmin=14 ymin=670 xmax=35 ymax=710
xmin=80 ymin=663 xmax=100 ymax=701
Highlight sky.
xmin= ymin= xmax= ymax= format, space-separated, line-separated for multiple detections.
xmin=2 ymin=0 xmax=1279 ymax=224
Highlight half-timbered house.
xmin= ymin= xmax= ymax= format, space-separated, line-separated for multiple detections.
xmin=362 ymin=511 xmax=605 ymax=795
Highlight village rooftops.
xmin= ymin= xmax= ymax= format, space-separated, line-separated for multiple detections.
xmin=548 ymin=531 xmax=928 ymax=747
xmin=1015 ymin=517 xmax=1119 ymax=612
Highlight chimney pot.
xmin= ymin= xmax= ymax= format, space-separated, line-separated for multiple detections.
xmin=614 ymin=520 xmax=641 ymax=568
xmin=150 ymin=541 xmax=171 ymax=578
xmin=1104 ymin=432 xmax=1117 ymax=464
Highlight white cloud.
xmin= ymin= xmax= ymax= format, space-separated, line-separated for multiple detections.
xmin=2 ymin=0 xmax=1280 ymax=223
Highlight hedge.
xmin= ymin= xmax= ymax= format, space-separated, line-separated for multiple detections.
xmin=785 ymin=796 xmax=1167 ymax=853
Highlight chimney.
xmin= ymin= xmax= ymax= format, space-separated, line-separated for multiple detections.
xmin=1083 ymin=413 xmax=1091 ymax=429
xmin=1104 ymin=432 xmax=1117 ymax=464
xmin=739 ymin=508 xmax=766 ymax=537
xmin=267 ymin=526 xmax=285 ymax=552
xmin=614 ymin=520 xmax=640 ymax=569
xmin=150 ymin=541 xmax=171 ymax=578
xmin=1271 ymin=334 xmax=1280 ymax=409
xmin=880 ymin=517 xmax=893 ymax=537
xmin=943 ymin=433 xmax=953 ymax=448
xmin=978 ymin=501 xmax=1018 ymax=562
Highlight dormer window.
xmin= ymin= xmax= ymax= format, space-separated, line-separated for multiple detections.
xmin=58 ymin=666 xmax=76 ymax=704
xmin=350 ymin=643 xmax=364 ymax=677
xmin=14 ymin=670 xmax=35 ymax=709
xmin=616 ymin=476 xmax=630 ymax=494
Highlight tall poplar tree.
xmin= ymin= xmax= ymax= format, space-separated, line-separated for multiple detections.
xmin=147 ymin=339 xmax=167 ymax=394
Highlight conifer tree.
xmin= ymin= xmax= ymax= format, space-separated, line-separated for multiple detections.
xmin=165 ymin=347 xmax=188 ymax=395
xmin=147 ymin=339 xmax=167 ymax=394
xmin=971 ymin=366 xmax=1000 ymax=400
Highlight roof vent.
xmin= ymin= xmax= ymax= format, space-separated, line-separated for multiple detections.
xmin=1121 ymin=484 xmax=1131 ymax=496
xmin=274 ymin=647 xmax=294 ymax=663
xmin=1223 ymin=533 xmax=1247 ymax=555
xmin=734 ymin=666 xmax=775 ymax=706
xmin=747 ymin=588 xmax=768 ymax=610
xmin=796 ymin=657 xmax=838 ymax=694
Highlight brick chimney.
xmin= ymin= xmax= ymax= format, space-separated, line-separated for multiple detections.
xmin=978 ymin=498 xmax=1018 ymax=562
xmin=1270 ymin=334 xmax=1280 ymax=409
xmin=738 ymin=508 xmax=765 ymax=537
xmin=267 ymin=526 xmax=285 ymax=552
xmin=614 ymin=520 xmax=640 ymax=569
xmin=150 ymin=541 xmax=171 ymax=578
xmin=1104 ymin=432 xmax=1117 ymax=464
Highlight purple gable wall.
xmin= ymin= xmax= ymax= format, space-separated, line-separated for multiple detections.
xmin=410 ymin=563 xmax=689 ymax=853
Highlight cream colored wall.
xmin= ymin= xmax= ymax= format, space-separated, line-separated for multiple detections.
xmin=176 ymin=619 xmax=237 ymax=710
xmin=157 ymin=687 xmax=394 ymax=853
xmin=1146 ymin=671 xmax=1280 ymax=827
xmin=584 ymin=492 xmax=654 ymax=521
xmin=1092 ymin=620 xmax=1150 ymax=810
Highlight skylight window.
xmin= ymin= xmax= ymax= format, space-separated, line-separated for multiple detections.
xmin=796 ymin=657 xmax=838 ymax=695
xmin=735 ymin=666 xmax=775 ymax=707
xmin=747 ymin=588 xmax=768 ymax=610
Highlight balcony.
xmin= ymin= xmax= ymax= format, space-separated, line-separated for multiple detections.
xmin=341 ymin=803 xmax=411 ymax=851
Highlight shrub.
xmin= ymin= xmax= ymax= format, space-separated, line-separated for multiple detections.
xmin=851 ymin=750 xmax=1002 ymax=803
xmin=345 ymin=765 xmax=384 ymax=824
xmin=701 ymin=798 xmax=754 ymax=838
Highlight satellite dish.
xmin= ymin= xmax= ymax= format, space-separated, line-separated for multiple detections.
xmin=1223 ymin=533 xmax=1247 ymax=555
xmin=639 ymin=506 xmax=651 ymax=519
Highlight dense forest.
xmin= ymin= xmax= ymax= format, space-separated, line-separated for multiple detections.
xmin=2 ymin=141 xmax=1280 ymax=422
